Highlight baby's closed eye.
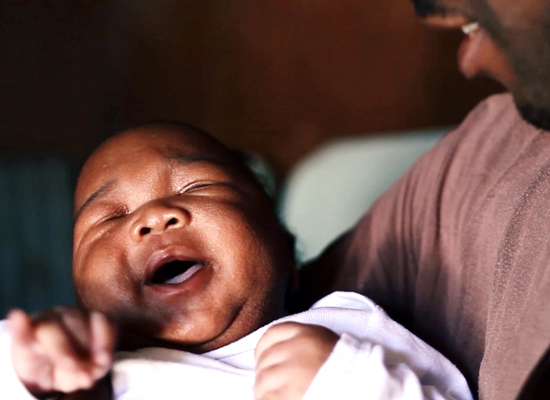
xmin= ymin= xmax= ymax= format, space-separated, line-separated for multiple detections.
xmin=97 ymin=205 xmax=130 ymax=224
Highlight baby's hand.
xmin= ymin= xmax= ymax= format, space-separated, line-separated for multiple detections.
xmin=254 ymin=322 xmax=339 ymax=400
xmin=8 ymin=307 xmax=115 ymax=398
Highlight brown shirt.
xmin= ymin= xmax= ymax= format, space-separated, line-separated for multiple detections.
xmin=297 ymin=93 xmax=550 ymax=400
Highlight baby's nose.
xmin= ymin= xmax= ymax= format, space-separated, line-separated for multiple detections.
xmin=130 ymin=203 xmax=189 ymax=241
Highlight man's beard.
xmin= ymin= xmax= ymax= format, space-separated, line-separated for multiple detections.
xmin=410 ymin=0 xmax=550 ymax=130
xmin=507 ymin=38 xmax=550 ymax=131
xmin=517 ymin=103 xmax=550 ymax=131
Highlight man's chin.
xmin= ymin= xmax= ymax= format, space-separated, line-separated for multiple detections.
xmin=516 ymin=102 xmax=550 ymax=131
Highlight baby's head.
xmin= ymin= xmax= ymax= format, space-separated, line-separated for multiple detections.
xmin=72 ymin=122 xmax=295 ymax=352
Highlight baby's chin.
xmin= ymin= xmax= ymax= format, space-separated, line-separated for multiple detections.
xmin=155 ymin=317 xmax=268 ymax=354
xmin=115 ymin=324 xmax=253 ymax=354
xmin=111 ymin=309 xmax=260 ymax=354
xmin=116 ymin=308 xmax=287 ymax=354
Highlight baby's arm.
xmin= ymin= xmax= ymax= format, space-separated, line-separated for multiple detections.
xmin=254 ymin=322 xmax=473 ymax=400
xmin=6 ymin=307 xmax=115 ymax=399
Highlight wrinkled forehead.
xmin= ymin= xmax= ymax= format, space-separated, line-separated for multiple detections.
xmin=74 ymin=127 xmax=236 ymax=208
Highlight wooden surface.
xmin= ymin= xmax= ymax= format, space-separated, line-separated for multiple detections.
xmin=0 ymin=0 xmax=501 ymax=176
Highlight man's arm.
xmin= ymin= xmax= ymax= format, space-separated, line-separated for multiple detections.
xmin=291 ymin=156 xmax=429 ymax=325
xmin=291 ymin=117 xmax=468 ymax=326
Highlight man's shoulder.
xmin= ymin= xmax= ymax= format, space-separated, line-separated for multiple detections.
xmin=466 ymin=92 xmax=516 ymax=123
xmin=455 ymin=92 xmax=535 ymax=141
xmin=427 ymin=92 xmax=541 ymax=176
xmin=476 ymin=92 xmax=515 ymax=112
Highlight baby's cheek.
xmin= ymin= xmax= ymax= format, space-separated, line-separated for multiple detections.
xmin=74 ymin=249 xmax=125 ymax=309
xmin=74 ymin=268 xmax=111 ymax=309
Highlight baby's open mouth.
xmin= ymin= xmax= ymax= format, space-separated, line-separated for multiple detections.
xmin=147 ymin=260 xmax=205 ymax=285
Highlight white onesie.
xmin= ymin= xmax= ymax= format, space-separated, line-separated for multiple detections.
xmin=0 ymin=292 xmax=473 ymax=400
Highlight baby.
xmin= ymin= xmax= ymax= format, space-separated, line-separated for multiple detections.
xmin=1 ymin=123 xmax=473 ymax=400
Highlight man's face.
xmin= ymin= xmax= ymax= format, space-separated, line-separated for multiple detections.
xmin=73 ymin=127 xmax=294 ymax=353
xmin=413 ymin=0 xmax=550 ymax=129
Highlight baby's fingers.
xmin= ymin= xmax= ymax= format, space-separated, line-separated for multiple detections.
xmin=9 ymin=308 xmax=113 ymax=396
xmin=36 ymin=321 xmax=90 ymax=367
xmin=255 ymin=322 xmax=303 ymax=361
xmin=38 ymin=310 xmax=114 ymax=374
xmin=8 ymin=309 xmax=35 ymax=348
xmin=35 ymin=319 xmax=103 ymax=392
xmin=89 ymin=311 xmax=115 ymax=369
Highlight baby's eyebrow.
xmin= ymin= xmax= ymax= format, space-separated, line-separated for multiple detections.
xmin=73 ymin=180 xmax=116 ymax=224
xmin=73 ymin=155 xmax=226 ymax=224
xmin=167 ymin=153 xmax=227 ymax=167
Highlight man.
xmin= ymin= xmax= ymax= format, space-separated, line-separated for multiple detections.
xmin=295 ymin=1 xmax=550 ymax=399
xmin=414 ymin=0 xmax=550 ymax=130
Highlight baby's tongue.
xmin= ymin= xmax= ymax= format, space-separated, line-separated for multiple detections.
xmin=150 ymin=260 xmax=204 ymax=285
xmin=164 ymin=263 xmax=203 ymax=284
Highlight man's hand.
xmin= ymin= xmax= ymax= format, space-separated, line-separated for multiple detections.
xmin=8 ymin=307 xmax=115 ymax=398
xmin=254 ymin=322 xmax=339 ymax=400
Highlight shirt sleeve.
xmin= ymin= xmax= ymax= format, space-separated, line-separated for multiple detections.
xmin=293 ymin=119 xmax=466 ymax=325
xmin=0 ymin=320 xmax=40 ymax=400
xmin=302 ymin=333 xmax=473 ymax=400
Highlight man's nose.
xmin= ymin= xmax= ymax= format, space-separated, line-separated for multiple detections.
xmin=129 ymin=202 xmax=190 ymax=241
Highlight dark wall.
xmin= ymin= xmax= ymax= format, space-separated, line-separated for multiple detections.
xmin=0 ymin=2 xmax=121 ymax=163
xmin=1 ymin=0 xmax=501 ymax=175
xmin=0 ymin=0 xmax=501 ymax=313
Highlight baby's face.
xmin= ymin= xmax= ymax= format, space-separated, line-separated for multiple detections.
xmin=73 ymin=126 xmax=293 ymax=352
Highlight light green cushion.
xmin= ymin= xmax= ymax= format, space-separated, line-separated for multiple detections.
xmin=280 ymin=128 xmax=448 ymax=262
